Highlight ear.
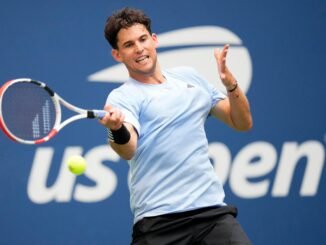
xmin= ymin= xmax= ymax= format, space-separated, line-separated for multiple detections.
xmin=111 ymin=49 xmax=122 ymax=62
xmin=152 ymin=33 xmax=158 ymax=48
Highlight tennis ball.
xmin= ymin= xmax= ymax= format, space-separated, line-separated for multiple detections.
xmin=66 ymin=155 xmax=87 ymax=175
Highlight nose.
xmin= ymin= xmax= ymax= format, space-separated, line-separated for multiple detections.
xmin=134 ymin=41 xmax=144 ymax=53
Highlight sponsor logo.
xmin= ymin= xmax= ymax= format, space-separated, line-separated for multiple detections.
xmin=27 ymin=140 xmax=325 ymax=203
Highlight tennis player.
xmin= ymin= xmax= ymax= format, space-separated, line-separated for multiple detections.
xmin=100 ymin=7 xmax=253 ymax=245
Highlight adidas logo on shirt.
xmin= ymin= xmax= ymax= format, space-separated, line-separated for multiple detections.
xmin=187 ymin=84 xmax=195 ymax=88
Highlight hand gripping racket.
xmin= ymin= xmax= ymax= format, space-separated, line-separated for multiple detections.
xmin=0 ymin=78 xmax=107 ymax=144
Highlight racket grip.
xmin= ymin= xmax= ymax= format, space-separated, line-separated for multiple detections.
xmin=90 ymin=110 xmax=107 ymax=119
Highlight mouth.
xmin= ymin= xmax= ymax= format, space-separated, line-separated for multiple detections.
xmin=136 ymin=55 xmax=149 ymax=64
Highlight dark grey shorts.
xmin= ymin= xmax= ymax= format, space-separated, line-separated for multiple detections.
xmin=131 ymin=205 xmax=252 ymax=245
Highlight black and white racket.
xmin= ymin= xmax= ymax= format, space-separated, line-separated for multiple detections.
xmin=0 ymin=78 xmax=107 ymax=144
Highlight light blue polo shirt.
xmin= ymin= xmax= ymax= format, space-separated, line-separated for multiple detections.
xmin=106 ymin=66 xmax=226 ymax=223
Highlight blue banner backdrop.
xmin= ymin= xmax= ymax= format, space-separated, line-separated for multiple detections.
xmin=0 ymin=0 xmax=325 ymax=244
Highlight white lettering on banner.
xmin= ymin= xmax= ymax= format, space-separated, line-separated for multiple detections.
xmin=28 ymin=147 xmax=82 ymax=203
xmin=209 ymin=142 xmax=278 ymax=198
xmin=27 ymin=140 xmax=325 ymax=203
xmin=230 ymin=142 xmax=277 ymax=198
xmin=74 ymin=145 xmax=118 ymax=202
xmin=27 ymin=146 xmax=119 ymax=204
xmin=272 ymin=141 xmax=325 ymax=196
xmin=209 ymin=141 xmax=325 ymax=198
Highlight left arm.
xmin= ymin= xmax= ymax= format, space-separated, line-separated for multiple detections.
xmin=210 ymin=44 xmax=253 ymax=131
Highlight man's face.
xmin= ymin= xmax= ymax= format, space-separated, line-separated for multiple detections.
xmin=112 ymin=24 xmax=159 ymax=79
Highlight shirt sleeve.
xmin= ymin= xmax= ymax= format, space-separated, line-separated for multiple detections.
xmin=105 ymin=88 xmax=141 ymax=135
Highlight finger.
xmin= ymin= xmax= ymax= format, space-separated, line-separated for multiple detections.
xmin=110 ymin=109 xmax=125 ymax=125
xmin=219 ymin=45 xmax=230 ymax=66
xmin=114 ymin=110 xmax=123 ymax=122
xmin=111 ymin=115 xmax=125 ymax=130
xmin=222 ymin=44 xmax=230 ymax=58
xmin=214 ymin=48 xmax=220 ymax=60
xmin=108 ymin=109 xmax=118 ymax=122
xmin=223 ymin=44 xmax=229 ymax=52
xmin=214 ymin=47 xmax=227 ymax=64
xmin=99 ymin=107 xmax=116 ymax=124
xmin=99 ymin=112 xmax=111 ymax=125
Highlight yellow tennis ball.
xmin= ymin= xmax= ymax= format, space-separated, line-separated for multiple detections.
xmin=66 ymin=155 xmax=87 ymax=175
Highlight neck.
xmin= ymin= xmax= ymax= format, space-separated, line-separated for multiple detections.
xmin=129 ymin=65 xmax=166 ymax=84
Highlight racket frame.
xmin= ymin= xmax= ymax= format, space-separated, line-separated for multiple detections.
xmin=0 ymin=78 xmax=105 ymax=144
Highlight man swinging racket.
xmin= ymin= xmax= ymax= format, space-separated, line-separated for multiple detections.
xmin=100 ymin=7 xmax=253 ymax=245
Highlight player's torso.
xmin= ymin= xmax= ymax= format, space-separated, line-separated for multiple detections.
xmin=136 ymin=73 xmax=211 ymax=139
xmin=129 ymin=72 xmax=219 ymax=218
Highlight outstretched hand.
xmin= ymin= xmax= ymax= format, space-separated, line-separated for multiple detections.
xmin=214 ymin=44 xmax=236 ymax=89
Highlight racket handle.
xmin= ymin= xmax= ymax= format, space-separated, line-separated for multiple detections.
xmin=88 ymin=110 xmax=107 ymax=119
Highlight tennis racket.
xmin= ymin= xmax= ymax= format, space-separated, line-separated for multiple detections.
xmin=0 ymin=78 xmax=107 ymax=144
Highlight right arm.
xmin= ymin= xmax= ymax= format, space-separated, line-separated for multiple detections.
xmin=99 ymin=105 xmax=138 ymax=160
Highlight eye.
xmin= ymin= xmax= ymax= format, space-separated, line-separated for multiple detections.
xmin=140 ymin=35 xmax=148 ymax=42
xmin=124 ymin=42 xmax=133 ymax=48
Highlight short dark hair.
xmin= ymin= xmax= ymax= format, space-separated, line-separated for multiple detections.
xmin=104 ymin=7 xmax=152 ymax=49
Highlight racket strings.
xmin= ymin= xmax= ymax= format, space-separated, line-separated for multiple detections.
xmin=1 ymin=82 xmax=57 ymax=141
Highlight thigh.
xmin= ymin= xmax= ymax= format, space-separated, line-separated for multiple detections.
xmin=199 ymin=214 xmax=252 ymax=245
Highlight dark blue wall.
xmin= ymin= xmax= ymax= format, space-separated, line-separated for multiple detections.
xmin=0 ymin=0 xmax=325 ymax=244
